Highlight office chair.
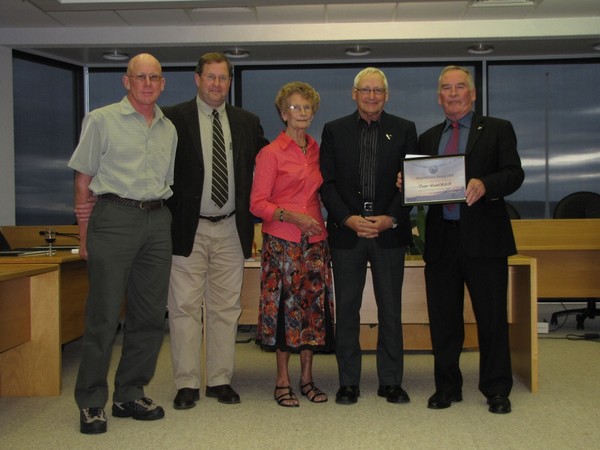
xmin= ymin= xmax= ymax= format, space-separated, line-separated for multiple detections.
xmin=505 ymin=202 xmax=521 ymax=220
xmin=550 ymin=191 xmax=600 ymax=329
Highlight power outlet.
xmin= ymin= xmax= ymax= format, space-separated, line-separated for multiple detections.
xmin=537 ymin=322 xmax=549 ymax=334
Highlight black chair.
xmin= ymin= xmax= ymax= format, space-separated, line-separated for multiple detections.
xmin=505 ymin=202 xmax=521 ymax=219
xmin=550 ymin=191 xmax=600 ymax=329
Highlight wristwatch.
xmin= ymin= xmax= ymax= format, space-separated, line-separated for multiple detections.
xmin=390 ymin=216 xmax=398 ymax=229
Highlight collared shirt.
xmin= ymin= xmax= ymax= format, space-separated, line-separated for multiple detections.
xmin=357 ymin=114 xmax=380 ymax=201
xmin=68 ymin=96 xmax=177 ymax=200
xmin=196 ymin=96 xmax=235 ymax=216
xmin=250 ymin=131 xmax=327 ymax=244
xmin=438 ymin=111 xmax=472 ymax=220
xmin=438 ymin=111 xmax=472 ymax=156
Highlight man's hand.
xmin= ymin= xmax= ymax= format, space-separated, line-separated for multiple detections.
xmin=345 ymin=215 xmax=394 ymax=238
xmin=465 ymin=178 xmax=486 ymax=206
xmin=74 ymin=195 xmax=97 ymax=223
xmin=396 ymin=171 xmax=403 ymax=190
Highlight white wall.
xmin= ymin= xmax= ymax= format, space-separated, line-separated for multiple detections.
xmin=0 ymin=45 xmax=15 ymax=225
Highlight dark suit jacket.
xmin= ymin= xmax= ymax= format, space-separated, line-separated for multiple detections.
xmin=419 ymin=113 xmax=524 ymax=261
xmin=163 ymin=98 xmax=268 ymax=258
xmin=320 ymin=110 xmax=417 ymax=249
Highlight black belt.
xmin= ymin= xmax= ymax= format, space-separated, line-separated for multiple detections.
xmin=199 ymin=211 xmax=235 ymax=223
xmin=443 ymin=219 xmax=460 ymax=227
xmin=99 ymin=193 xmax=165 ymax=210
xmin=362 ymin=201 xmax=374 ymax=217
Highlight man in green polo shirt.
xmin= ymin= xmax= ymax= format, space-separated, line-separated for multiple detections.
xmin=68 ymin=53 xmax=177 ymax=435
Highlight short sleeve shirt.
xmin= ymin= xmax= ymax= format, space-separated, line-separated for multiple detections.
xmin=68 ymin=96 xmax=177 ymax=200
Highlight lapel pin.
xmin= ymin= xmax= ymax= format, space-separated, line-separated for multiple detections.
xmin=386 ymin=134 xmax=392 ymax=140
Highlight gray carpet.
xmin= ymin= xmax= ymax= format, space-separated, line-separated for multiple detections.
xmin=1 ymin=303 xmax=599 ymax=450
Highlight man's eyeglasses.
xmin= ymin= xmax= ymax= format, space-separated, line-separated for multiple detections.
xmin=203 ymin=74 xmax=231 ymax=83
xmin=354 ymin=87 xmax=387 ymax=96
xmin=128 ymin=73 xmax=163 ymax=83
xmin=288 ymin=105 xmax=313 ymax=113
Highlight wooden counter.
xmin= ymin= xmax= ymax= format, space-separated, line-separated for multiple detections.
xmin=240 ymin=254 xmax=539 ymax=392
xmin=511 ymin=219 xmax=600 ymax=298
xmin=0 ymin=264 xmax=61 ymax=396
xmin=0 ymin=252 xmax=87 ymax=345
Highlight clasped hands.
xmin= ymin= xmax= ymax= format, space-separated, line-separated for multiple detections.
xmin=345 ymin=215 xmax=394 ymax=239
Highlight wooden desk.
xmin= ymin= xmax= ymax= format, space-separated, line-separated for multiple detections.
xmin=240 ymin=255 xmax=538 ymax=392
xmin=0 ymin=225 xmax=80 ymax=249
xmin=0 ymin=251 xmax=88 ymax=345
xmin=511 ymin=219 xmax=600 ymax=298
xmin=0 ymin=264 xmax=61 ymax=396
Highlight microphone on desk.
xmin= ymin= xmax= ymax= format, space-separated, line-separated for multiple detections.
xmin=38 ymin=230 xmax=80 ymax=240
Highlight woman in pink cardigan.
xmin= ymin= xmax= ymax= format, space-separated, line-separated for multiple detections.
xmin=250 ymin=81 xmax=334 ymax=407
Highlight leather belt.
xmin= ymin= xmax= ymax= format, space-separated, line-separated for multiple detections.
xmin=199 ymin=211 xmax=235 ymax=223
xmin=443 ymin=219 xmax=460 ymax=227
xmin=362 ymin=201 xmax=374 ymax=217
xmin=99 ymin=193 xmax=165 ymax=210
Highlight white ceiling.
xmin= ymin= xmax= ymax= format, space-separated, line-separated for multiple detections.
xmin=0 ymin=0 xmax=599 ymax=66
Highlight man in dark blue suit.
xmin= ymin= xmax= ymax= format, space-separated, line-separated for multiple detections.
xmin=416 ymin=65 xmax=524 ymax=414
xmin=320 ymin=67 xmax=417 ymax=405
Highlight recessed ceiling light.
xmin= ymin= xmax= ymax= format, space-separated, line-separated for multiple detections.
xmin=467 ymin=44 xmax=495 ymax=55
xmin=469 ymin=0 xmax=542 ymax=6
xmin=593 ymin=43 xmax=600 ymax=52
xmin=102 ymin=50 xmax=129 ymax=61
xmin=345 ymin=46 xmax=371 ymax=57
xmin=224 ymin=48 xmax=249 ymax=59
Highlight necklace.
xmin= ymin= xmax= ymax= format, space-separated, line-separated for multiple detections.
xmin=299 ymin=143 xmax=307 ymax=154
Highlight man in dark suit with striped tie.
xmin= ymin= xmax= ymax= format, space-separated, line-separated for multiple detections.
xmin=162 ymin=52 xmax=268 ymax=410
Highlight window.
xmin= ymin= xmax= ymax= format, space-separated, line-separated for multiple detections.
xmin=488 ymin=60 xmax=600 ymax=218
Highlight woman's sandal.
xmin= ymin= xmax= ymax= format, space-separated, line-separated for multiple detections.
xmin=274 ymin=385 xmax=300 ymax=407
xmin=300 ymin=381 xmax=328 ymax=403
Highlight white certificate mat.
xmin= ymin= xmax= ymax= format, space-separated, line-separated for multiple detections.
xmin=402 ymin=154 xmax=466 ymax=206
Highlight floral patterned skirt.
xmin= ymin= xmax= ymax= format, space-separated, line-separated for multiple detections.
xmin=256 ymin=233 xmax=335 ymax=353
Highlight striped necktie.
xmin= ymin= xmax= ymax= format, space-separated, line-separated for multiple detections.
xmin=211 ymin=109 xmax=228 ymax=208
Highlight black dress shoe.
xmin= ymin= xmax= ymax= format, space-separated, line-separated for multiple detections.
xmin=487 ymin=395 xmax=511 ymax=414
xmin=205 ymin=384 xmax=241 ymax=404
xmin=173 ymin=388 xmax=200 ymax=410
xmin=335 ymin=386 xmax=360 ymax=405
xmin=427 ymin=391 xmax=463 ymax=409
xmin=377 ymin=385 xmax=410 ymax=404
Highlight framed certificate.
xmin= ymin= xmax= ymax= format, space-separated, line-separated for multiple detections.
xmin=402 ymin=154 xmax=466 ymax=206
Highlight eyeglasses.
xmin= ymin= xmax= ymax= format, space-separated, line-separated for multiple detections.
xmin=288 ymin=105 xmax=313 ymax=113
xmin=203 ymin=74 xmax=231 ymax=83
xmin=354 ymin=87 xmax=387 ymax=96
xmin=128 ymin=73 xmax=163 ymax=83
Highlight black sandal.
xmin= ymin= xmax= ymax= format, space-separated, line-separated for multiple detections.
xmin=300 ymin=381 xmax=328 ymax=403
xmin=274 ymin=385 xmax=299 ymax=407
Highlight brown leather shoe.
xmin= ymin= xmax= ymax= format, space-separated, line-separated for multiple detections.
xmin=205 ymin=384 xmax=240 ymax=404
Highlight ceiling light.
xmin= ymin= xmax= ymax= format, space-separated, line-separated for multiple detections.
xmin=345 ymin=46 xmax=371 ymax=57
xmin=102 ymin=50 xmax=129 ymax=61
xmin=593 ymin=43 xmax=600 ymax=52
xmin=467 ymin=44 xmax=495 ymax=55
xmin=224 ymin=48 xmax=249 ymax=59
xmin=469 ymin=0 xmax=542 ymax=6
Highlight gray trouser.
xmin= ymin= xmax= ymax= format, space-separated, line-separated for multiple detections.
xmin=74 ymin=199 xmax=172 ymax=408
